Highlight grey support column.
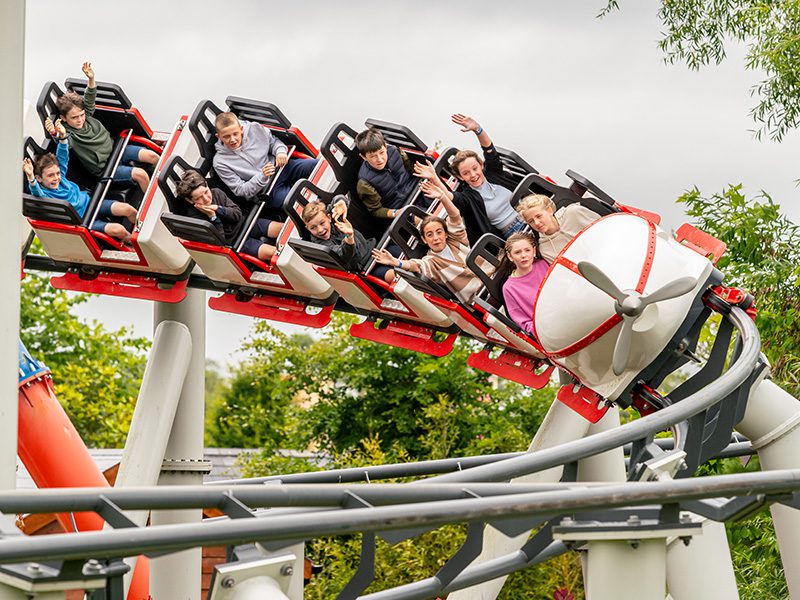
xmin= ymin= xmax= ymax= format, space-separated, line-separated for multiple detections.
xmin=736 ymin=377 xmax=800 ymax=598
xmin=149 ymin=288 xmax=207 ymax=600
xmin=0 ymin=0 xmax=24 ymax=492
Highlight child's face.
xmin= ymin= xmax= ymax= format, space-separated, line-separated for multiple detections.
xmin=457 ymin=157 xmax=485 ymax=188
xmin=521 ymin=206 xmax=558 ymax=235
xmin=188 ymin=185 xmax=212 ymax=206
xmin=508 ymin=239 xmax=535 ymax=271
xmin=37 ymin=164 xmax=61 ymax=190
xmin=63 ymin=106 xmax=86 ymax=130
xmin=361 ymin=145 xmax=388 ymax=170
xmin=306 ymin=212 xmax=332 ymax=240
xmin=422 ymin=221 xmax=447 ymax=253
xmin=216 ymin=123 xmax=244 ymax=150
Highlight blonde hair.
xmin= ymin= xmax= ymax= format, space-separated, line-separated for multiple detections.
xmin=301 ymin=200 xmax=327 ymax=224
xmin=516 ymin=194 xmax=555 ymax=216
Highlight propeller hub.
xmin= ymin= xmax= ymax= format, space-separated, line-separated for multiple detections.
xmin=617 ymin=293 xmax=643 ymax=317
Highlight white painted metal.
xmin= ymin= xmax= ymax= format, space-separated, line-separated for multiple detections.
xmin=584 ymin=539 xmax=666 ymax=600
xmin=737 ymin=377 xmax=800 ymax=598
xmin=150 ymin=289 xmax=207 ymax=600
xmin=533 ymin=214 xmax=713 ymax=400
xmin=447 ymin=396 xmax=593 ymax=600
xmin=666 ymin=518 xmax=738 ymax=599
xmin=0 ymin=0 xmax=23 ymax=497
xmin=230 ymin=577 xmax=289 ymax=600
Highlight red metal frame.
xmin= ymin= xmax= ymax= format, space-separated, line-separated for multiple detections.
xmin=127 ymin=133 xmax=163 ymax=155
xmin=675 ymin=223 xmax=726 ymax=264
xmin=468 ymin=349 xmax=555 ymax=388
xmin=557 ymin=383 xmax=610 ymax=423
xmin=617 ymin=203 xmax=661 ymax=225
xmin=349 ymin=318 xmax=457 ymax=357
xmin=181 ymin=240 xmax=294 ymax=291
xmin=208 ymin=292 xmax=333 ymax=328
xmin=50 ymin=271 xmax=188 ymax=303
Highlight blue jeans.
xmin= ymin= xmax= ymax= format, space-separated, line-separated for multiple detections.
xmin=266 ymin=158 xmax=319 ymax=210
xmin=90 ymin=199 xmax=121 ymax=232
xmin=500 ymin=216 xmax=527 ymax=239
xmin=239 ymin=218 xmax=276 ymax=256
xmin=111 ymin=144 xmax=147 ymax=183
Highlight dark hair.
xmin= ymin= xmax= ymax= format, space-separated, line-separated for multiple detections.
xmin=33 ymin=153 xmax=58 ymax=177
xmin=450 ymin=149 xmax=482 ymax=179
xmin=214 ymin=111 xmax=239 ymax=132
xmin=175 ymin=170 xmax=208 ymax=201
xmin=419 ymin=215 xmax=448 ymax=241
xmin=497 ymin=231 xmax=540 ymax=276
xmin=55 ymin=91 xmax=84 ymax=117
xmin=355 ymin=128 xmax=386 ymax=155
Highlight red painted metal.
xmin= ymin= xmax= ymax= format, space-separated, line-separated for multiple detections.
xmin=468 ymin=349 xmax=555 ymax=388
xmin=349 ymin=319 xmax=457 ymax=357
xmin=18 ymin=375 xmax=106 ymax=532
xmin=557 ymin=383 xmax=610 ymax=423
xmin=675 ymin=223 xmax=726 ymax=264
xmin=616 ymin=203 xmax=661 ymax=225
xmin=208 ymin=292 xmax=333 ymax=328
xmin=126 ymin=134 xmax=162 ymax=155
xmin=50 ymin=272 xmax=188 ymax=302
xmin=18 ymin=370 xmax=150 ymax=599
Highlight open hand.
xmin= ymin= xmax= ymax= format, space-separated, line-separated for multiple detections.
xmin=451 ymin=113 xmax=479 ymax=133
xmin=413 ymin=160 xmax=436 ymax=180
xmin=334 ymin=215 xmax=354 ymax=238
xmin=371 ymin=247 xmax=396 ymax=266
xmin=22 ymin=158 xmax=34 ymax=181
xmin=330 ymin=198 xmax=347 ymax=222
xmin=262 ymin=163 xmax=276 ymax=178
xmin=44 ymin=118 xmax=57 ymax=137
xmin=275 ymin=153 xmax=288 ymax=168
xmin=82 ymin=61 xmax=95 ymax=81
xmin=420 ymin=179 xmax=443 ymax=200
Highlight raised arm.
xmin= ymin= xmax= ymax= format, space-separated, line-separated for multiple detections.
xmin=452 ymin=113 xmax=492 ymax=148
xmin=82 ymin=61 xmax=96 ymax=89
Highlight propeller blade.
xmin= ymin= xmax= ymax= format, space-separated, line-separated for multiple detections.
xmin=577 ymin=261 xmax=625 ymax=301
xmin=612 ymin=317 xmax=635 ymax=376
xmin=640 ymin=276 xmax=698 ymax=306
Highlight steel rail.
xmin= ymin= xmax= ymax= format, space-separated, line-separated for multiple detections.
xmin=0 ymin=468 xmax=797 ymax=563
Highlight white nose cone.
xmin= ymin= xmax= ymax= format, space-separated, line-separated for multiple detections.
xmin=532 ymin=213 xmax=713 ymax=400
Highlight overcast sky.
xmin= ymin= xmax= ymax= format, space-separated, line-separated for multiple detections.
xmin=23 ymin=0 xmax=800 ymax=367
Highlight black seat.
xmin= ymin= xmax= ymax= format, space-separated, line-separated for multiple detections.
xmin=565 ymin=169 xmax=617 ymax=207
xmin=510 ymin=173 xmax=616 ymax=216
xmin=22 ymin=193 xmax=82 ymax=226
xmin=160 ymin=213 xmax=227 ymax=247
xmin=465 ymin=233 xmax=506 ymax=306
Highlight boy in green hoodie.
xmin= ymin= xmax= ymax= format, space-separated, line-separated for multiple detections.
xmin=56 ymin=61 xmax=159 ymax=192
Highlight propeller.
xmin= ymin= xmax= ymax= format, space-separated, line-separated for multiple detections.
xmin=577 ymin=261 xmax=698 ymax=376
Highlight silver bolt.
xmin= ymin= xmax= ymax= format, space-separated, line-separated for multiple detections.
xmin=560 ymin=517 xmax=575 ymax=527
xmin=221 ymin=576 xmax=235 ymax=588
xmin=627 ymin=514 xmax=641 ymax=526
xmin=85 ymin=559 xmax=103 ymax=572
xmin=280 ymin=565 xmax=294 ymax=577
xmin=27 ymin=563 xmax=42 ymax=574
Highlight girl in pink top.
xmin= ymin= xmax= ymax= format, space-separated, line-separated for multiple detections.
xmin=500 ymin=232 xmax=550 ymax=335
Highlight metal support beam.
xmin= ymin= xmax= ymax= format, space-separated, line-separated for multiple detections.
xmin=0 ymin=0 xmax=24 ymax=493
xmin=150 ymin=289 xmax=206 ymax=600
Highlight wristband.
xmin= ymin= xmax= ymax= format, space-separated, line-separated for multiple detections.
xmin=397 ymin=260 xmax=403 ymax=270
xmin=475 ymin=126 xmax=484 ymax=136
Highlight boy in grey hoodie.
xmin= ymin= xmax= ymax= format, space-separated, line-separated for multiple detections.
xmin=212 ymin=112 xmax=318 ymax=210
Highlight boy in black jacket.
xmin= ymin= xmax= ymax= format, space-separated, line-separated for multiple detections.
xmin=175 ymin=171 xmax=283 ymax=261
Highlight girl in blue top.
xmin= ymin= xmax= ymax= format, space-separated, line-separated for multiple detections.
xmin=23 ymin=118 xmax=137 ymax=244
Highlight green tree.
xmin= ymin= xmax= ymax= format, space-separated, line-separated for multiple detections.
xmin=20 ymin=272 xmax=150 ymax=447
xmin=679 ymin=184 xmax=800 ymax=396
xmin=209 ymin=314 xmax=555 ymax=458
xmin=601 ymin=1 xmax=800 ymax=140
